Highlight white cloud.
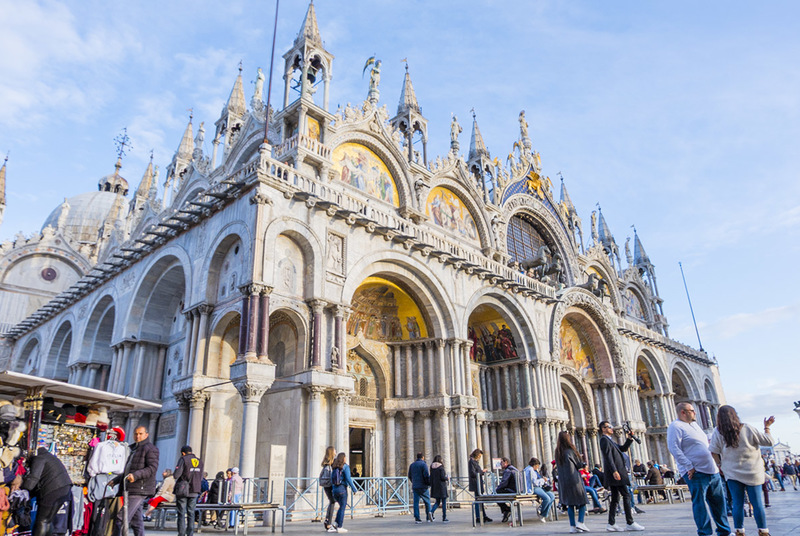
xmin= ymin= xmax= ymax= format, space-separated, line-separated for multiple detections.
xmin=700 ymin=304 xmax=800 ymax=341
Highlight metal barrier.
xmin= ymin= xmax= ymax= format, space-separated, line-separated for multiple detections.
xmin=280 ymin=476 xmax=411 ymax=521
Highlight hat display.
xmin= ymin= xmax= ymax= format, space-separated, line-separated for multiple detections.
xmin=109 ymin=427 xmax=125 ymax=442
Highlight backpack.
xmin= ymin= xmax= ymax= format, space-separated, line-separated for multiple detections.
xmin=319 ymin=465 xmax=332 ymax=488
xmin=331 ymin=467 xmax=343 ymax=487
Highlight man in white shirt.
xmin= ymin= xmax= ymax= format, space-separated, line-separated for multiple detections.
xmin=667 ymin=402 xmax=731 ymax=536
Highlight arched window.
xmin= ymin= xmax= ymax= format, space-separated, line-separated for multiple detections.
xmin=507 ymin=214 xmax=548 ymax=265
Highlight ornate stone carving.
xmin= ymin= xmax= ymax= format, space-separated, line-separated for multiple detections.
xmin=233 ymin=380 xmax=270 ymax=402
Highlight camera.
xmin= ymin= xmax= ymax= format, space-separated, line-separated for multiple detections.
xmin=622 ymin=421 xmax=641 ymax=444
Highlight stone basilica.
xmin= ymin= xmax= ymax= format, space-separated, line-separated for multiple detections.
xmin=0 ymin=3 xmax=724 ymax=481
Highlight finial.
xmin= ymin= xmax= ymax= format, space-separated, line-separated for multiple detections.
xmin=2 ymin=152 xmax=7 ymax=167
xmin=558 ymin=171 xmax=564 ymax=182
xmin=631 ymin=224 xmax=637 ymax=235
xmin=238 ymin=60 xmax=243 ymax=74
xmin=149 ymin=149 xmax=154 ymax=162
xmin=187 ymin=108 xmax=194 ymax=122
xmin=113 ymin=128 xmax=132 ymax=172
xmin=596 ymin=202 xmax=602 ymax=212
xmin=470 ymin=108 xmax=476 ymax=120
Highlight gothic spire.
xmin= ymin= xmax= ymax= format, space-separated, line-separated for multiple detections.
xmin=597 ymin=207 xmax=614 ymax=247
xmin=468 ymin=111 xmax=490 ymax=161
xmin=559 ymin=175 xmax=576 ymax=216
xmin=634 ymin=229 xmax=651 ymax=267
xmin=296 ymin=0 xmax=321 ymax=44
xmin=177 ymin=115 xmax=194 ymax=160
xmin=397 ymin=64 xmax=420 ymax=114
xmin=226 ymin=66 xmax=247 ymax=118
xmin=135 ymin=154 xmax=155 ymax=199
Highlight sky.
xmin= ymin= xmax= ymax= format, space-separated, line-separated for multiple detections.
xmin=1 ymin=1 xmax=799 ymax=448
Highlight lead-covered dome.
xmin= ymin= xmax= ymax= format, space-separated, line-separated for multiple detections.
xmin=41 ymin=191 xmax=122 ymax=244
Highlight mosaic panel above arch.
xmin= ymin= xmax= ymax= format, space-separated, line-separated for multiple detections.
xmin=425 ymin=187 xmax=479 ymax=245
xmin=467 ymin=304 xmax=519 ymax=363
xmin=636 ymin=358 xmax=656 ymax=393
xmin=625 ymin=289 xmax=647 ymax=323
xmin=559 ymin=318 xmax=598 ymax=380
xmin=332 ymin=143 xmax=399 ymax=206
xmin=346 ymin=277 xmax=428 ymax=341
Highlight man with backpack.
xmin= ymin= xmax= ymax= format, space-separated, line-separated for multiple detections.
xmin=407 ymin=453 xmax=431 ymax=524
xmin=173 ymin=446 xmax=204 ymax=536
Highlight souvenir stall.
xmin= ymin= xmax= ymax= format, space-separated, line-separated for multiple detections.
xmin=0 ymin=371 xmax=161 ymax=536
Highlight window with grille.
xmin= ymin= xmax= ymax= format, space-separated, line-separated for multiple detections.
xmin=507 ymin=215 xmax=548 ymax=265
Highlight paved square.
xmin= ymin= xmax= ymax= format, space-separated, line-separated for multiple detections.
xmin=151 ymin=487 xmax=800 ymax=535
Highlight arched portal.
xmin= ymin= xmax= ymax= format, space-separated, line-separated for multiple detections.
xmin=16 ymin=338 xmax=40 ymax=374
xmin=80 ymin=296 xmax=115 ymax=389
xmin=45 ymin=322 xmax=72 ymax=381
xmin=346 ymin=347 xmax=385 ymax=478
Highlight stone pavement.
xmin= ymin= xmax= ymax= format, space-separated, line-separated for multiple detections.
xmin=151 ymin=487 xmax=800 ymax=535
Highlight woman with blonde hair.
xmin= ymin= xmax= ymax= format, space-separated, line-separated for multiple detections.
xmin=319 ymin=446 xmax=336 ymax=531
xmin=709 ymin=405 xmax=774 ymax=536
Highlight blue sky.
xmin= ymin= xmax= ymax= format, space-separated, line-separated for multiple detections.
xmin=2 ymin=1 xmax=799 ymax=449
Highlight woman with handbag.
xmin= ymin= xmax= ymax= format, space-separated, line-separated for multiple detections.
xmin=524 ymin=458 xmax=556 ymax=521
xmin=319 ymin=447 xmax=336 ymax=531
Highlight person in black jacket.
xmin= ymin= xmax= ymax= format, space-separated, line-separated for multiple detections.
xmin=407 ymin=453 xmax=431 ymax=523
xmin=113 ymin=426 xmax=159 ymax=536
xmin=15 ymin=448 xmax=72 ymax=536
xmin=495 ymin=458 xmax=519 ymax=523
xmin=173 ymin=446 xmax=204 ymax=536
xmin=467 ymin=449 xmax=492 ymax=523
xmin=598 ymin=421 xmax=643 ymax=532
xmin=429 ymin=455 xmax=449 ymax=523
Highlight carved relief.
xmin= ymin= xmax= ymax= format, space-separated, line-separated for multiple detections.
xmin=326 ymin=232 xmax=345 ymax=274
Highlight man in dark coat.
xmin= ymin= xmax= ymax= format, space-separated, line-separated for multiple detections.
xmin=599 ymin=421 xmax=644 ymax=532
xmin=494 ymin=458 xmax=519 ymax=523
xmin=407 ymin=453 xmax=431 ymax=523
xmin=113 ymin=426 xmax=159 ymax=536
xmin=17 ymin=448 xmax=72 ymax=536
xmin=467 ymin=449 xmax=492 ymax=523
xmin=173 ymin=445 xmax=204 ymax=536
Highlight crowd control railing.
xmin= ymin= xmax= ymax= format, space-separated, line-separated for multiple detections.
xmin=280 ymin=476 xmax=411 ymax=521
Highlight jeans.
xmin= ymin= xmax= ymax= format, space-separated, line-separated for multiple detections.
xmin=228 ymin=493 xmax=242 ymax=527
xmin=567 ymin=505 xmax=586 ymax=527
xmin=412 ymin=488 xmax=431 ymax=520
xmin=727 ymin=479 xmax=767 ymax=530
xmin=608 ymin=485 xmax=633 ymax=526
xmin=33 ymin=491 xmax=72 ymax=536
xmin=684 ymin=472 xmax=731 ymax=536
xmin=176 ymin=496 xmax=197 ymax=536
xmin=430 ymin=497 xmax=447 ymax=520
xmin=333 ymin=489 xmax=348 ymax=528
xmin=323 ymin=487 xmax=335 ymax=527
xmin=584 ymin=485 xmax=602 ymax=508
xmin=588 ymin=475 xmax=602 ymax=488
xmin=532 ymin=487 xmax=555 ymax=517
xmin=113 ymin=495 xmax=147 ymax=536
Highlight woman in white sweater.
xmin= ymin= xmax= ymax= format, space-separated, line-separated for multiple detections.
xmin=709 ymin=405 xmax=774 ymax=536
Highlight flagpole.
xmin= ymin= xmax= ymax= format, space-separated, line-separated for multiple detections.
xmin=263 ymin=0 xmax=280 ymax=144
xmin=679 ymin=261 xmax=704 ymax=352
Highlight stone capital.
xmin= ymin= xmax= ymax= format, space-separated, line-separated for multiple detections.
xmin=308 ymin=299 xmax=327 ymax=314
xmin=333 ymin=304 xmax=351 ymax=318
xmin=238 ymin=282 xmax=269 ymax=296
xmin=436 ymin=407 xmax=450 ymax=419
xmin=305 ymin=385 xmax=326 ymax=399
xmin=233 ymin=380 xmax=270 ymax=403
xmin=384 ymin=409 xmax=397 ymax=419
xmin=198 ymin=303 xmax=214 ymax=316
xmin=187 ymin=390 xmax=210 ymax=409
xmin=334 ymin=389 xmax=352 ymax=403
xmin=402 ymin=410 xmax=416 ymax=420
xmin=418 ymin=410 xmax=432 ymax=419
xmin=436 ymin=338 xmax=446 ymax=349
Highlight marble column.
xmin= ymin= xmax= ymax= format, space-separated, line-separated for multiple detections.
xmin=244 ymin=285 xmax=262 ymax=360
xmin=534 ymin=365 xmax=545 ymax=407
xmin=130 ymin=343 xmax=146 ymax=398
xmin=494 ymin=368 xmax=503 ymax=409
xmin=525 ymin=418 xmax=537 ymax=459
xmin=501 ymin=421 xmax=511 ymax=458
xmin=333 ymin=306 xmax=346 ymax=372
xmin=405 ymin=345 xmax=414 ymax=398
xmin=481 ymin=422 xmax=491 ymax=461
xmin=118 ymin=342 xmax=133 ymax=393
xmin=467 ymin=412 xmax=478 ymax=455
xmin=522 ymin=362 xmax=533 ymax=408
xmin=403 ymin=411 xmax=415 ymax=469
xmin=512 ymin=420 xmax=524 ymax=468
xmin=306 ymin=386 xmax=325 ymax=480
xmin=153 ymin=346 xmax=167 ymax=399
xmin=184 ymin=311 xmax=199 ymax=376
xmin=309 ymin=300 xmax=325 ymax=369
xmin=335 ymin=390 xmax=351 ymax=454
xmin=454 ymin=408 xmax=468 ymax=478
xmin=393 ymin=346 xmax=402 ymax=398
xmin=463 ymin=341 xmax=473 ymax=397
xmin=237 ymin=293 xmax=249 ymax=357
xmin=437 ymin=409 xmax=452 ymax=476
xmin=422 ymin=411 xmax=433 ymax=463
xmin=451 ymin=341 xmax=463 ymax=395
xmin=590 ymin=431 xmax=600 ymax=466
xmin=194 ymin=304 xmax=213 ymax=375
xmin=436 ymin=339 xmax=447 ymax=395
xmin=489 ymin=424 xmax=498 ymax=463
xmin=187 ymin=390 xmax=209 ymax=452
xmin=233 ymin=381 xmax=270 ymax=478
xmin=502 ymin=366 xmax=512 ymax=409
xmin=385 ymin=411 xmax=397 ymax=476
xmin=541 ymin=420 xmax=553 ymax=465
xmin=485 ymin=368 xmax=495 ymax=410
xmin=426 ymin=341 xmax=436 ymax=396
xmin=86 ymin=364 xmax=99 ymax=390
xmin=414 ymin=344 xmax=425 ymax=397
xmin=257 ymin=289 xmax=272 ymax=362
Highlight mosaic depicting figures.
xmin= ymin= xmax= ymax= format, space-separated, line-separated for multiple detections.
xmin=637 ymin=360 xmax=655 ymax=392
xmin=625 ymin=289 xmax=647 ymax=322
xmin=468 ymin=306 xmax=519 ymax=363
xmin=426 ymin=187 xmax=479 ymax=243
xmin=332 ymin=143 xmax=399 ymax=206
xmin=559 ymin=320 xmax=597 ymax=380
xmin=346 ymin=278 xmax=427 ymax=341
xmin=307 ymin=116 xmax=321 ymax=141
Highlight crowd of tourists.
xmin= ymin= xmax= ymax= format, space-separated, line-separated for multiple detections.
xmin=316 ymin=402 xmax=781 ymax=534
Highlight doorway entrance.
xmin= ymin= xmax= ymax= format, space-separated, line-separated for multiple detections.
xmin=349 ymin=427 xmax=373 ymax=477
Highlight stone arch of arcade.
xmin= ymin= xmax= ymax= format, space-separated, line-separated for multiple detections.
xmin=15 ymin=335 xmax=42 ymax=374
xmin=636 ymin=350 xmax=672 ymax=467
xmin=74 ymin=294 xmax=116 ymax=390
xmin=44 ymin=320 xmax=72 ymax=381
xmin=671 ymin=362 xmax=707 ymax=430
xmin=463 ymin=289 xmax=540 ymax=473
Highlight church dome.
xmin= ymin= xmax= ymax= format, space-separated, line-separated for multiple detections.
xmin=41 ymin=191 xmax=122 ymax=244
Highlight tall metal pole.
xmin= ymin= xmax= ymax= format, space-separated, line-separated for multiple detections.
xmin=679 ymin=261 xmax=704 ymax=351
xmin=263 ymin=0 xmax=280 ymax=144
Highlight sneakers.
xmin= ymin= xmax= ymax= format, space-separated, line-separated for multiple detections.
xmin=634 ymin=507 xmax=646 ymax=514
xmin=443 ymin=519 xmax=450 ymax=524
xmin=326 ymin=528 xmax=337 ymax=533
xmin=606 ymin=525 xmax=625 ymax=532
xmin=576 ymin=522 xmax=590 ymax=532
xmin=336 ymin=528 xmax=348 ymax=534
xmin=414 ymin=519 xmax=423 ymax=524
xmin=626 ymin=522 xmax=645 ymax=531
xmin=571 ymin=528 xmax=580 ymax=534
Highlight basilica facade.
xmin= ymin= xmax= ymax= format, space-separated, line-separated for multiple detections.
xmin=0 ymin=3 xmax=724 ymax=481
